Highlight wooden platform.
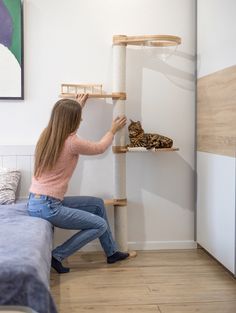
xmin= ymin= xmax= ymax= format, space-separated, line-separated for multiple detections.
xmin=127 ymin=147 xmax=179 ymax=152
xmin=104 ymin=199 xmax=127 ymax=206
xmin=113 ymin=146 xmax=179 ymax=153
xmin=60 ymin=83 xmax=126 ymax=100
xmin=60 ymin=93 xmax=122 ymax=100
xmin=113 ymin=35 xmax=181 ymax=47
xmin=50 ymin=249 xmax=236 ymax=313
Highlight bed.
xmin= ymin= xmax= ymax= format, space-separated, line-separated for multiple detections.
xmin=0 ymin=146 xmax=61 ymax=312
xmin=0 ymin=200 xmax=57 ymax=313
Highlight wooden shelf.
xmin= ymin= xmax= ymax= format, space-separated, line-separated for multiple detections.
xmin=113 ymin=146 xmax=179 ymax=153
xmin=113 ymin=35 xmax=181 ymax=47
xmin=127 ymin=147 xmax=179 ymax=152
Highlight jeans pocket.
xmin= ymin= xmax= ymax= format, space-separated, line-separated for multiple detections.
xmin=42 ymin=200 xmax=60 ymax=219
xmin=28 ymin=209 xmax=42 ymax=218
xmin=27 ymin=199 xmax=48 ymax=218
xmin=27 ymin=203 xmax=43 ymax=218
xmin=28 ymin=197 xmax=61 ymax=220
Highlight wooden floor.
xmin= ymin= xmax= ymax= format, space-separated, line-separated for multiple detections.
xmin=50 ymin=249 xmax=236 ymax=313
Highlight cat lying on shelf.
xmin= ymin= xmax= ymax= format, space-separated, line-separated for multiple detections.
xmin=127 ymin=120 xmax=173 ymax=149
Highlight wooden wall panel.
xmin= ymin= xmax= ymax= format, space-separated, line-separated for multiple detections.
xmin=197 ymin=65 xmax=236 ymax=157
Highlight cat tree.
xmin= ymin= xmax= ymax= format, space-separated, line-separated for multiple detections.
xmin=60 ymin=34 xmax=181 ymax=251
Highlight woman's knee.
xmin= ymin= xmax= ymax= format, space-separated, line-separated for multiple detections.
xmin=98 ymin=218 xmax=108 ymax=235
xmin=94 ymin=197 xmax=106 ymax=216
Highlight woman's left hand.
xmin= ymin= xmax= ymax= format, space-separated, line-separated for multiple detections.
xmin=76 ymin=94 xmax=89 ymax=108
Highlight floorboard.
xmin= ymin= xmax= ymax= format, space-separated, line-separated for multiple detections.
xmin=50 ymin=250 xmax=236 ymax=313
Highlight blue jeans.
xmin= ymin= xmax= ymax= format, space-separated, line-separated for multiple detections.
xmin=27 ymin=193 xmax=118 ymax=261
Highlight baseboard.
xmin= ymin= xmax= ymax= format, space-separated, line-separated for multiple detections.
xmin=79 ymin=240 xmax=197 ymax=252
xmin=128 ymin=240 xmax=197 ymax=250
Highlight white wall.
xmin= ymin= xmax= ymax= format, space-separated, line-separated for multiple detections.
xmin=0 ymin=0 xmax=196 ymax=250
xmin=197 ymin=0 xmax=236 ymax=78
xmin=197 ymin=0 xmax=236 ymax=273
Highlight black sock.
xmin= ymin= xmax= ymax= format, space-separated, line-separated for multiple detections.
xmin=107 ymin=251 xmax=129 ymax=264
xmin=51 ymin=256 xmax=70 ymax=273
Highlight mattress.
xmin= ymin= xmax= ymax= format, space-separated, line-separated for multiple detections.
xmin=0 ymin=201 xmax=57 ymax=313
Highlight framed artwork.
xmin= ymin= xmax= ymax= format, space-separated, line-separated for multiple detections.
xmin=0 ymin=0 xmax=24 ymax=99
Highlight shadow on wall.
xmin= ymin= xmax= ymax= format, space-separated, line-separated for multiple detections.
xmin=125 ymin=46 xmax=195 ymax=210
xmin=125 ymin=47 xmax=195 ymax=242
xmin=127 ymin=48 xmax=195 ymax=79
xmin=127 ymin=152 xmax=194 ymax=212
xmin=126 ymin=47 xmax=195 ymax=121
xmin=126 ymin=152 xmax=194 ymax=244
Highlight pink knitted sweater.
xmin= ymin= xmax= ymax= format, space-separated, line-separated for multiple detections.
xmin=29 ymin=131 xmax=114 ymax=200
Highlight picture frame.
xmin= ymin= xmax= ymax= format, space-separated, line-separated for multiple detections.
xmin=0 ymin=0 xmax=24 ymax=100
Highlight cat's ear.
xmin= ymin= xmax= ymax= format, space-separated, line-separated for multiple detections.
xmin=129 ymin=119 xmax=134 ymax=123
xmin=137 ymin=121 xmax=143 ymax=128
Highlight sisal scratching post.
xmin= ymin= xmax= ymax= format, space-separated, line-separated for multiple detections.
xmin=112 ymin=37 xmax=128 ymax=251
xmin=114 ymin=204 xmax=128 ymax=251
xmin=114 ymin=154 xmax=126 ymax=199
xmin=114 ymin=153 xmax=127 ymax=251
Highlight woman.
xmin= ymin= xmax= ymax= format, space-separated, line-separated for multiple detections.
xmin=27 ymin=94 xmax=129 ymax=273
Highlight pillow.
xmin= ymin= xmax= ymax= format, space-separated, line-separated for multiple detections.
xmin=0 ymin=168 xmax=21 ymax=204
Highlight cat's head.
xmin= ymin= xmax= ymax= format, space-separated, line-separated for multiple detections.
xmin=128 ymin=119 xmax=144 ymax=136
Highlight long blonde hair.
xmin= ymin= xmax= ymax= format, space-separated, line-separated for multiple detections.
xmin=34 ymin=99 xmax=82 ymax=177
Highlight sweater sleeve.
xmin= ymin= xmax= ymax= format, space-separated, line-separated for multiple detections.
xmin=69 ymin=132 xmax=114 ymax=155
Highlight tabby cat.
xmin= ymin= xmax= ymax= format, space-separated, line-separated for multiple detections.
xmin=127 ymin=120 xmax=173 ymax=149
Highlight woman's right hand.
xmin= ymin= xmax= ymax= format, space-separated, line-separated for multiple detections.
xmin=110 ymin=115 xmax=127 ymax=134
xmin=76 ymin=93 xmax=89 ymax=108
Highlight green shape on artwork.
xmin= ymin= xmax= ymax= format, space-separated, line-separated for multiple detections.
xmin=3 ymin=0 xmax=22 ymax=65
